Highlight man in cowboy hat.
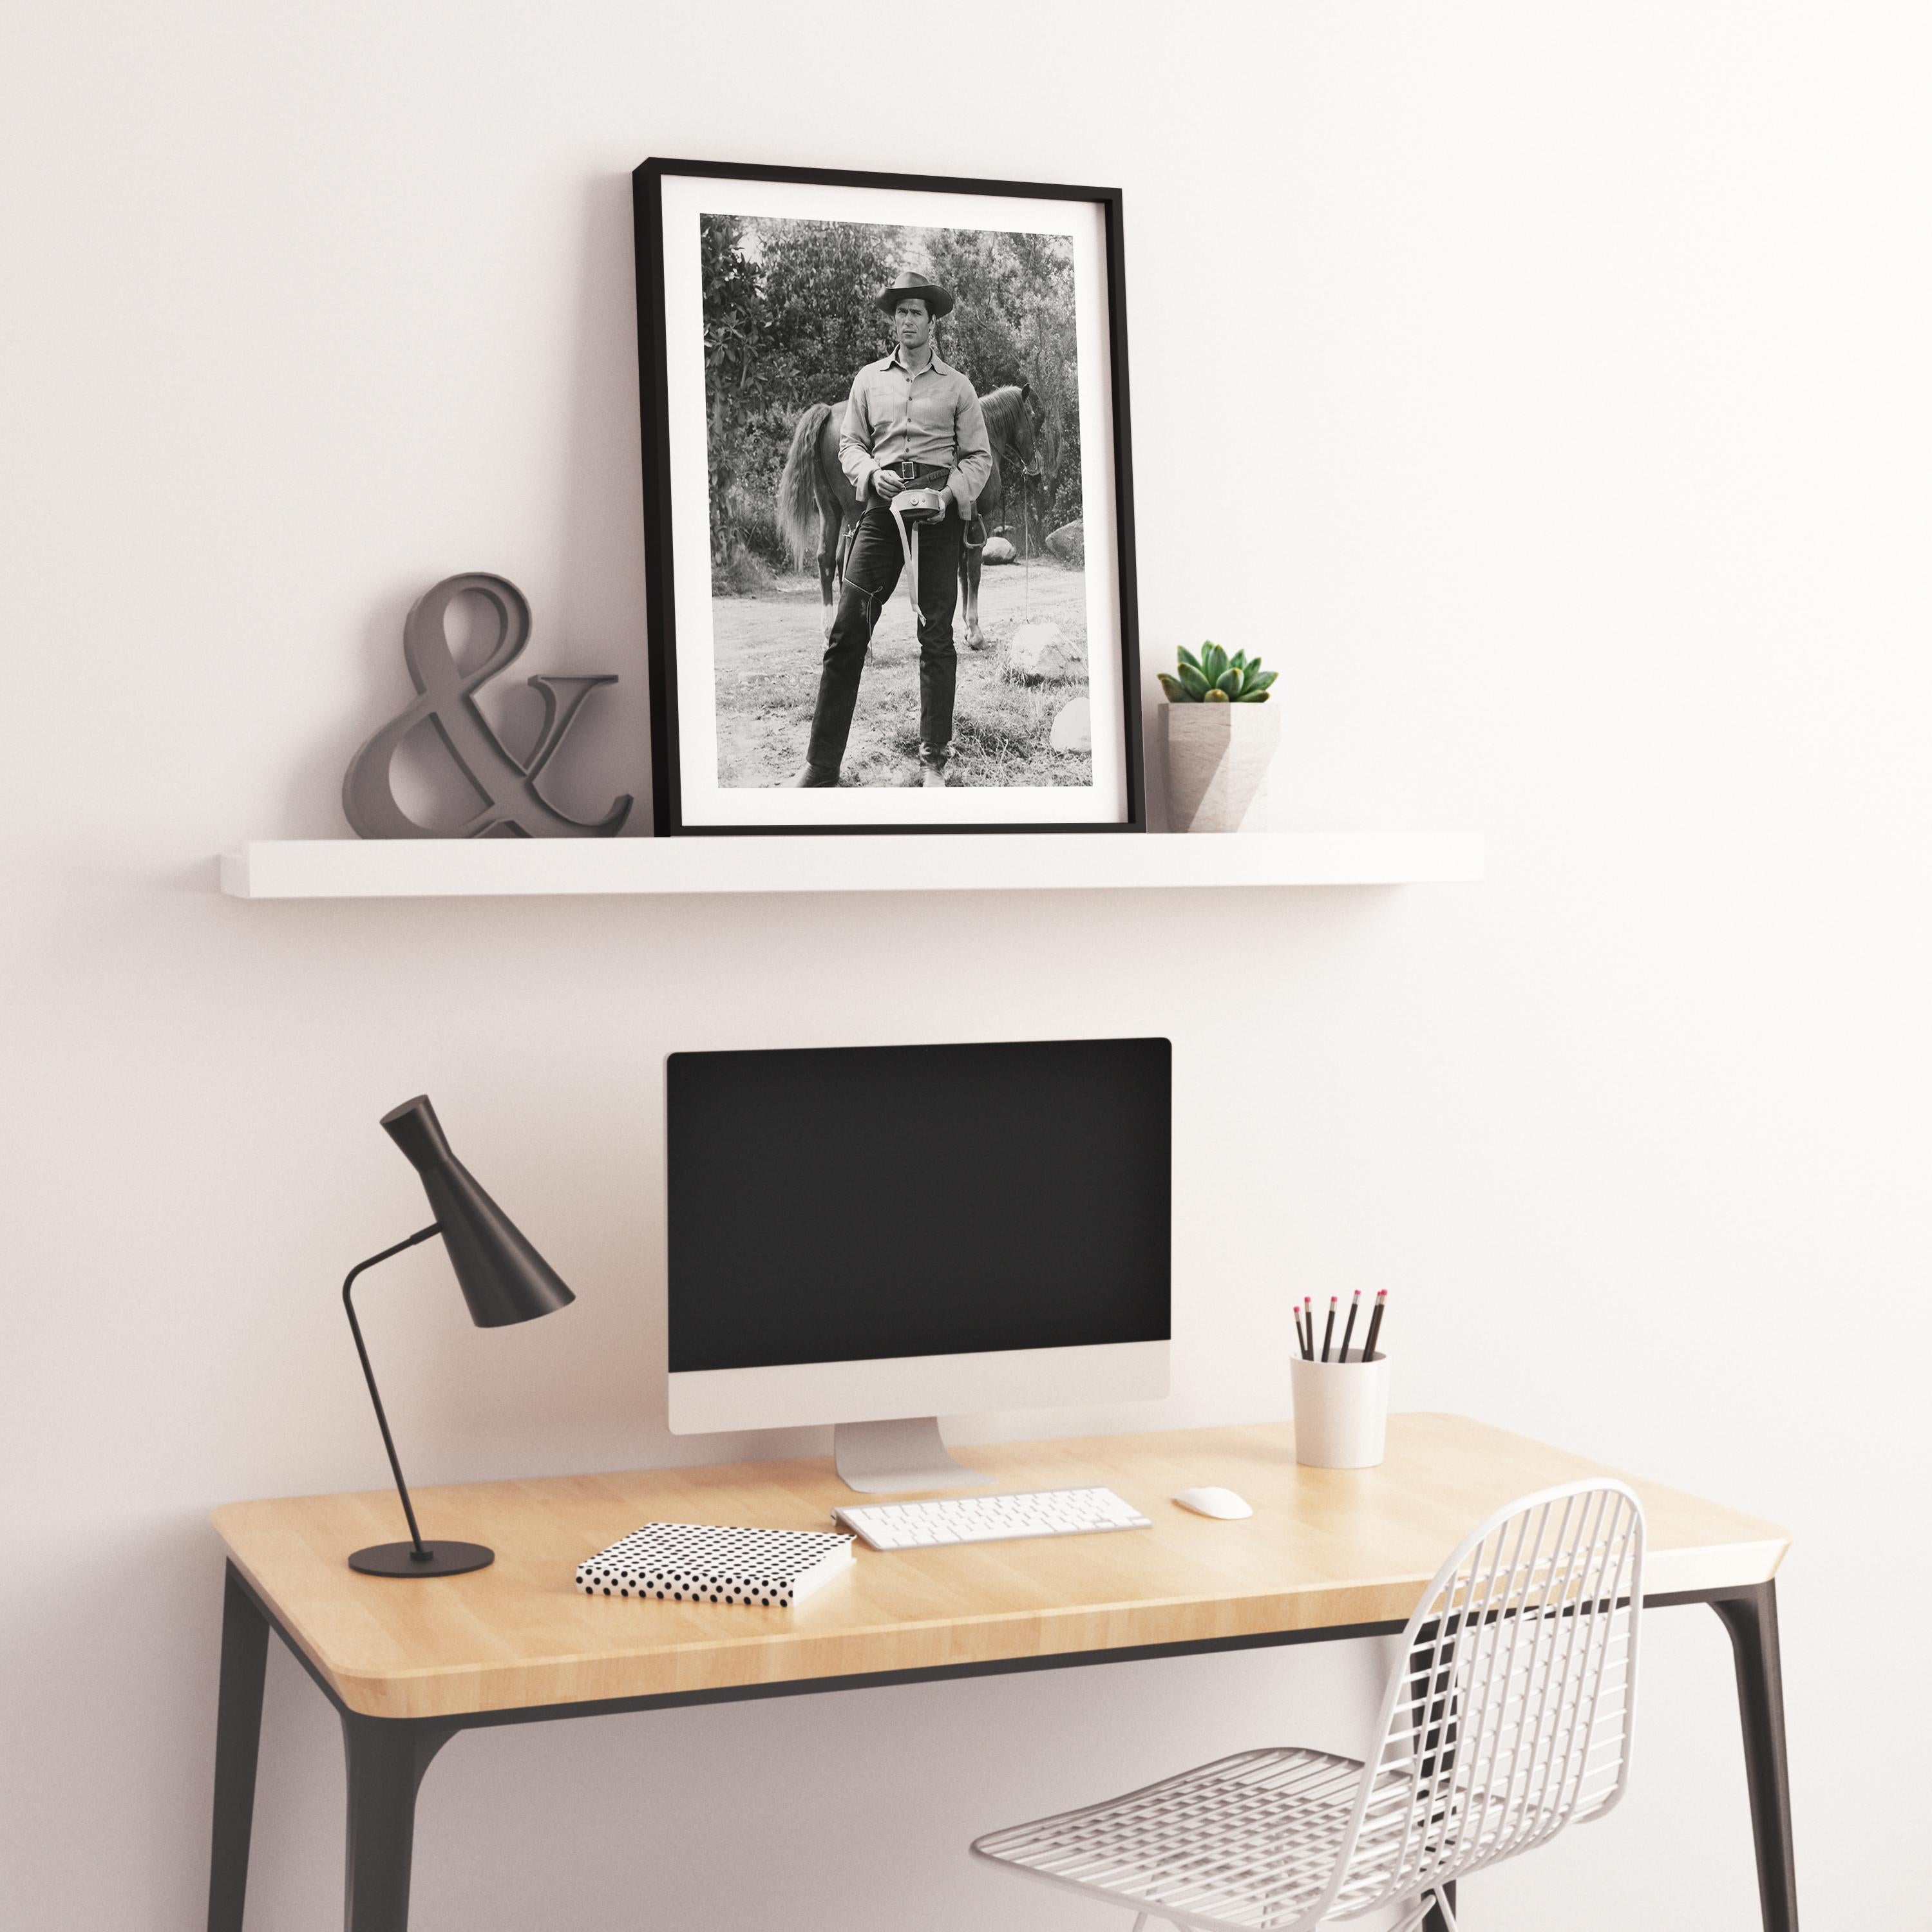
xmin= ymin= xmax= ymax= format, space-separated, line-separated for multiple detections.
xmin=783 ymin=269 xmax=992 ymax=788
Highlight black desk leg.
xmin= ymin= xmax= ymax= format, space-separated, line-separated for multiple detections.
xmin=340 ymin=1712 xmax=457 ymax=1932
xmin=1711 ymin=1581 xmax=1799 ymax=1932
xmin=208 ymin=1564 xmax=271 ymax=1932
xmin=1411 ymin=1623 xmax=1460 ymax=1932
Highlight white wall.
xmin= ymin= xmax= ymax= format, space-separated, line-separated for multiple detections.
xmin=4 ymin=3 xmax=1927 ymax=1927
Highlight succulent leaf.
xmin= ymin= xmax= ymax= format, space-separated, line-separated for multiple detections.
xmin=1174 ymin=645 xmax=1272 ymax=703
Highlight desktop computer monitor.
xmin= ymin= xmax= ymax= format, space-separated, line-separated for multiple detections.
xmin=665 ymin=1037 xmax=1171 ymax=1492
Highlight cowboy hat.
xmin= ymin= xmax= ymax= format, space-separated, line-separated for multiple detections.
xmin=876 ymin=270 xmax=954 ymax=318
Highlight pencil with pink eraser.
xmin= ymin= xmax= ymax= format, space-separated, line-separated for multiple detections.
xmin=1320 ymin=1294 xmax=1338 ymax=1362
xmin=1361 ymin=1289 xmax=1388 ymax=1362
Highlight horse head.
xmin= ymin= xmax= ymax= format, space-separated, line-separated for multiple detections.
xmin=1012 ymin=381 xmax=1045 ymax=480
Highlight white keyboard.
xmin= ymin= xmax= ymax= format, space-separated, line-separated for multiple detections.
xmin=832 ymin=1486 xmax=1152 ymax=1550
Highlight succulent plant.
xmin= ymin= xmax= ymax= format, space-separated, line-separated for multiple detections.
xmin=1157 ymin=643 xmax=1276 ymax=705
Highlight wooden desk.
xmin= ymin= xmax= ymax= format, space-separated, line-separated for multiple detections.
xmin=207 ymin=1416 xmax=1798 ymax=1932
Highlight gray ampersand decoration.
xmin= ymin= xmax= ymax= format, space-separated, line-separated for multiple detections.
xmin=343 ymin=573 xmax=632 ymax=838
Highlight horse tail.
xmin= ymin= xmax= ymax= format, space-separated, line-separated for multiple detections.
xmin=775 ymin=402 xmax=834 ymax=567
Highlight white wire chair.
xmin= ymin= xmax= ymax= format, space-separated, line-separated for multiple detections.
xmin=971 ymin=1479 xmax=1644 ymax=1932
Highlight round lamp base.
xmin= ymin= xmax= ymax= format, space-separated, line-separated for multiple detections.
xmin=348 ymin=1540 xmax=495 ymax=1578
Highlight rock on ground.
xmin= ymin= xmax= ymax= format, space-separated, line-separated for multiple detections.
xmin=1049 ymin=696 xmax=1092 ymax=752
xmin=981 ymin=536 xmax=1016 ymax=564
xmin=1006 ymin=621 xmax=1083 ymax=681
xmin=1045 ymin=520 xmax=1084 ymax=567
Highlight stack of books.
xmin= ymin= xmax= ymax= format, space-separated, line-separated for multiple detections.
xmin=576 ymin=1522 xmax=856 ymax=1609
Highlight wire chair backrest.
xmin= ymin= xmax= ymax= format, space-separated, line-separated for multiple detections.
xmin=1326 ymin=1479 xmax=1645 ymax=1920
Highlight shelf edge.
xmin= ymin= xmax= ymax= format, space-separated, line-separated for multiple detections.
xmin=218 ymin=833 xmax=1486 ymax=900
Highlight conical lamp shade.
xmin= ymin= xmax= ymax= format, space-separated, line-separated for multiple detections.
xmin=381 ymin=1095 xmax=575 ymax=1327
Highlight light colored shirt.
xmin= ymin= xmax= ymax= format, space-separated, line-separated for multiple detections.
xmin=838 ymin=349 xmax=993 ymax=518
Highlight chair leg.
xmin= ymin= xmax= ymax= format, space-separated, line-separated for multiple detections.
xmin=1422 ymin=1879 xmax=1457 ymax=1931
xmin=1387 ymin=1894 xmax=1444 ymax=1932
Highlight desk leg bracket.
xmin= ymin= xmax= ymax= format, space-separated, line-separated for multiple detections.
xmin=340 ymin=1711 xmax=459 ymax=1932
xmin=1710 ymin=1580 xmax=1799 ymax=1932
xmin=205 ymin=1562 xmax=460 ymax=1932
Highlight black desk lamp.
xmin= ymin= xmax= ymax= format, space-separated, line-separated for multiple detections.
xmin=342 ymin=1095 xmax=574 ymax=1577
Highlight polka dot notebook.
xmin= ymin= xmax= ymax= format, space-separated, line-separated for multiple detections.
xmin=576 ymin=1522 xmax=857 ymax=1609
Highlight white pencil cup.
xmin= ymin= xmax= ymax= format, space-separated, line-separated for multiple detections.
xmin=1290 ymin=1350 xmax=1390 ymax=1468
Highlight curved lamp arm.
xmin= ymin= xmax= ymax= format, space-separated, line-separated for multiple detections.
xmin=343 ymin=1224 xmax=442 ymax=1561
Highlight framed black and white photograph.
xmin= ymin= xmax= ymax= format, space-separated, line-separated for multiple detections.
xmin=634 ymin=158 xmax=1143 ymax=835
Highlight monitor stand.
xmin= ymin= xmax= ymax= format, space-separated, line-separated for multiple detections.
xmin=833 ymin=1417 xmax=989 ymax=1495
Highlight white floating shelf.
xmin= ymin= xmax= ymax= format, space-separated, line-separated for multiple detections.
xmin=220 ymin=833 xmax=1482 ymax=900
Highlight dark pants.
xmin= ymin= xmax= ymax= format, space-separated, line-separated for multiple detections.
xmin=804 ymin=467 xmax=964 ymax=773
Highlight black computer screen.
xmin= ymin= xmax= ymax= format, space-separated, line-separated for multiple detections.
xmin=667 ymin=1038 xmax=1171 ymax=1372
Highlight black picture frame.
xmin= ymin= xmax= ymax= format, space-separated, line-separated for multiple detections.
xmin=632 ymin=156 xmax=1144 ymax=837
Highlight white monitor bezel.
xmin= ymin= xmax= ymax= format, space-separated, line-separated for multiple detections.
xmin=667 ymin=1338 xmax=1169 ymax=1435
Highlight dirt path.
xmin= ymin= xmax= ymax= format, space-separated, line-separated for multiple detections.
xmin=711 ymin=562 xmax=1092 ymax=788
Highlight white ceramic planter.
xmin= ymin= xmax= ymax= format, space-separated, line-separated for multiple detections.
xmin=1161 ymin=703 xmax=1280 ymax=832
xmin=1289 ymin=1350 xmax=1390 ymax=1468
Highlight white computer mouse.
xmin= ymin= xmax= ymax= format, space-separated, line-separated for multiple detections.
xmin=1172 ymin=1486 xmax=1253 ymax=1520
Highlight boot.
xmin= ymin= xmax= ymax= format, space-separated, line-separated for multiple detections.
xmin=898 ymin=753 xmax=949 ymax=788
xmin=781 ymin=762 xmax=839 ymax=788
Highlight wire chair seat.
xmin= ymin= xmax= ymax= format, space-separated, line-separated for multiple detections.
xmin=973 ymin=1745 xmax=1371 ymax=1932
xmin=969 ymin=1749 xmax=1533 ymax=1932
xmin=971 ymin=1480 xmax=1645 ymax=1932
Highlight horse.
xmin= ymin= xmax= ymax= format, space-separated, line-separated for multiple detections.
xmin=960 ymin=385 xmax=1045 ymax=649
xmin=775 ymin=383 xmax=1043 ymax=648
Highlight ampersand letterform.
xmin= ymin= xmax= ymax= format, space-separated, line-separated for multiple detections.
xmin=342 ymin=573 xmax=632 ymax=838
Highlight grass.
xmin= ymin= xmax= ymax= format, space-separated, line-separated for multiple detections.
xmin=711 ymin=565 xmax=1094 ymax=789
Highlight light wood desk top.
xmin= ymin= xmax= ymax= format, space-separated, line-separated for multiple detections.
xmin=213 ymin=1414 xmax=1788 ymax=1721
